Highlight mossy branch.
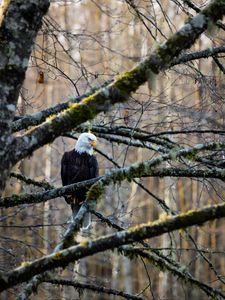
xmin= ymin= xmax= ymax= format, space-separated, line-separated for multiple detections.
xmin=122 ymin=246 xmax=225 ymax=300
xmin=92 ymin=210 xmax=225 ymax=299
xmin=1 ymin=141 xmax=224 ymax=209
xmin=1 ymin=167 xmax=224 ymax=209
xmin=0 ymin=177 xmax=101 ymax=208
xmin=19 ymin=207 xmax=225 ymax=300
xmin=182 ymin=0 xmax=225 ymax=31
xmin=2 ymin=201 xmax=225 ymax=292
xmin=10 ymin=45 xmax=225 ymax=134
xmin=87 ymin=141 xmax=225 ymax=201
xmin=10 ymin=0 xmax=225 ymax=168
xmin=11 ymin=79 xmax=113 ymax=133
xmin=16 ymin=202 xmax=90 ymax=300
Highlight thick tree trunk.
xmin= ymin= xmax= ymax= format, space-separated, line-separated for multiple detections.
xmin=0 ymin=0 xmax=50 ymax=194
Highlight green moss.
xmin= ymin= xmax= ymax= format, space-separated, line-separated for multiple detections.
xmin=80 ymin=239 xmax=89 ymax=247
xmin=173 ymin=207 xmax=210 ymax=228
xmin=111 ymin=169 xmax=126 ymax=184
xmin=128 ymin=223 xmax=146 ymax=235
xmin=136 ymin=163 xmax=152 ymax=177
xmin=221 ymin=169 xmax=225 ymax=178
xmin=10 ymin=193 xmax=27 ymax=203
xmin=46 ymin=114 xmax=56 ymax=122
xmin=185 ymin=149 xmax=198 ymax=160
xmin=118 ymin=248 xmax=137 ymax=260
xmin=87 ymin=182 xmax=105 ymax=201
xmin=69 ymin=103 xmax=96 ymax=122
xmin=156 ymin=29 xmax=195 ymax=66
xmin=202 ymin=0 xmax=225 ymax=22
xmin=20 ymin=261 xmax=31 ymax=267
xmin=114 ymin=67 xmax=146 ymax=95
xmin=206 ymin=20 xmax=217 ymax=37
xmin=26 ymin=90 xmax=107 ymax=137
xmin=53 ymin=251 xmax=63 ymax=260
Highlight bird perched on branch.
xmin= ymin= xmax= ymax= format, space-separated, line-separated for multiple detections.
xmin=61 ymin=132 xmax=99 ymax=229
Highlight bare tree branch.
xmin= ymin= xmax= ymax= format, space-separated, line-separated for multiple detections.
xmin=212 ymin=55 xmax=225 ymax=74
xmin=45 ymin=278 xmax=147 ymax=300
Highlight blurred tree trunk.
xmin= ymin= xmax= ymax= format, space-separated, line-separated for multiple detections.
xmin=111 ymin=255 xmax=121 ymax=300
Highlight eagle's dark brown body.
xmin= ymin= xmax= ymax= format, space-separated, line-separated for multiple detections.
xmin=61 ymin=149 xmax=99 ymax=211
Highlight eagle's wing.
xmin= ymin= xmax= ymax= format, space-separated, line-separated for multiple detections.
xmin=89 ymin=155 xmax=99 ymax=178
xmin=61 ymin=151 xmax=81 ymax=185
xmin=61 ymin=152 xmax=68 ymax=186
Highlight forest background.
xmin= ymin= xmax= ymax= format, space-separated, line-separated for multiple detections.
xmin=0 ymin=0 xmax=225 ymax=299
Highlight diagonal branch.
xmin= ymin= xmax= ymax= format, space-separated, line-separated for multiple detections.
xmin=16 ymin=202 xmax=90 ymax=300
xmin=2 ymin=201 xmax=225 ymax=292
xmin=212 ymin=55 xmax=225 ymax=74
xmin=19 ymin=207 xmax=225 ymax=300
xmin=9 ymin=0 xmax=225 ymax=170
xmin=171 ymin=45 xmax=225 ymax=67
xmin=182 ymin=0 xmax=225 ymax=31
xmin=11 ymin=79 xmax=113 ymax=133
xmin=122 ymin=246 xmax=225 ymax=299
xmin=92 ymin=210 xmax=225 ymax=299
xmin=11 ymin=45 xmax=225 ymax=134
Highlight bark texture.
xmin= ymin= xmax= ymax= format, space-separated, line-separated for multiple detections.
xmin=0 ymin=0 xmax=50 ymax=193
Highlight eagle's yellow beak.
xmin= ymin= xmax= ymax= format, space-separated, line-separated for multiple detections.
xmin=90 ymin=140 xmax=97 ymax=148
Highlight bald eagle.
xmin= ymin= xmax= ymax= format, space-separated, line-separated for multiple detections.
xmin=61 ymin=132 xmax=99 ymax=229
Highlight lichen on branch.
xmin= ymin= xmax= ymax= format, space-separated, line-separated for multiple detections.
xmin=11 ymin=0 xmax=225 ymax=168
xmin=1 ymin=141 xmax=224 ymax=208
xmin=87 ymin=141 xmax=225 ymax=201
xmin=2 ymin=201 xmax=225 ymax=292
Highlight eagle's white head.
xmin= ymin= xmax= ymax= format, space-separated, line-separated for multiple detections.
xmin=75 ymin=132 xmax=97 ymax=155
